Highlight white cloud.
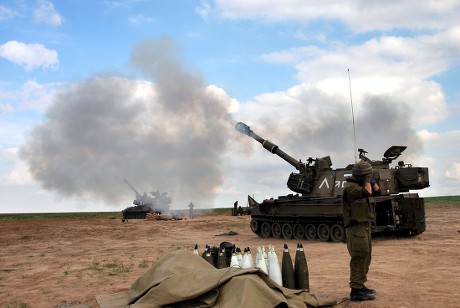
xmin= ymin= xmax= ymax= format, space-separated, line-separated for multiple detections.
xmin=5 ymin=162 xmax=33 ymax=185
xmin=19 ymin=80 xmax=59 ymax=111
xmin=0 ymin=103 xmax=13 ymax=113
xmin=195 ymin=0 xmax=213 ymax=20
xmin=259 ymin=27 xmax=459 ymax=127
xmin=34 ymin=0 xmax=63 ymax=26
xmin=205 ymin=84 xmax=240 ymax=113
xmin=293 ymin=31 xmax=327 ymax=43
xmin=0 ymin=41 xmax=59 ymax=70
xmin=261 ymin=46 xmax=324 ymax=65
xmin=104 ymin=0 xmax=143 ymax=9
xmin=213 ymin=0 xmax=460 ymax=32
xmin=0 ymin=80 xmax=58 ymax=112
xmin=276 ymin=28 xmax=459 ymax=81
xmin=417 ymin=129 xmax=460 ymax=153
xmin=0 ymin=80 xmax=61 ymax=149
xmin=0 ymin=5 xmax=20 ymax=20
xmin=0 ymin=147 xmax=33 ymax=185
xmin=445 ymin=162 xmax=460 ymax=180
xmin=128 ymin=14 xmax=156 ymax=25
xmin=416 ymin=129 xmax=460 ymax=196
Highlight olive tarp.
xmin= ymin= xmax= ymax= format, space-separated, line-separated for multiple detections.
xmin=95 ymin=250 xmax=338 ymax=307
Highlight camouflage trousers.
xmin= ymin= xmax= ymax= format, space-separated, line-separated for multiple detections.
xmin=346 ymin=222 xmax=372 ymax=289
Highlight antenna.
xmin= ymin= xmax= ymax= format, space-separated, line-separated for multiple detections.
xmin=348 ymin=69 xmax=357 ymax=162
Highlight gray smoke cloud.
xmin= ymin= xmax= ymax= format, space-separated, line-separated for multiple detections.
xmin=20 ymin=38 xmax=234 ymax=209
xmin=241 ymin=89 xmax=423 ymax=170
xmin=355 ymin=95 xmax=423 ymax=159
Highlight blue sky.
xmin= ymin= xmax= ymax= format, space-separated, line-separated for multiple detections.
xmin=1 ymin=0 xmax=459 ymax=213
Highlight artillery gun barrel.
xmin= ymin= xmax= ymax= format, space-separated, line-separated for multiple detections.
xmin=235 ymin=122 xmax=302 ymax=170
xmin=123 ymin=179 xmax=142 ymax=198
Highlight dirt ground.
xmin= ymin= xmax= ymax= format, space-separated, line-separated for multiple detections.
xmin=1 ymin=203 xmax=459 ymax=308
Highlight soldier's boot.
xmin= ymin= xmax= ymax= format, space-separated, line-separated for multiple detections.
xmin=350 ymin=288 xmax=376 ymax=301
xmin=362 ymin=286 xmax=376 ymax=294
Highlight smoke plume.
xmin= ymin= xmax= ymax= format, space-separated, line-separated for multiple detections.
xmin=20 ymin=38 xmax=235 ymax=209
xmin=239 ymin=88 xmax=423 ymax=170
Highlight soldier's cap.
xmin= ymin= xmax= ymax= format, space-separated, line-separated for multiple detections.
xmin=352 ymin=160 xmax=372 ymax=176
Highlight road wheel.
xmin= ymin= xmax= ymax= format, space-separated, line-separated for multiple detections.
xmin=272 ymin=222 xmax=282 ymax=238
xmin=250 ymin=219 xmax=259 ymax=233
xmin=330 ymin=224 xmax=346 ymax=242
xmin=261 ymin=222 xmax=271 ymax=238
xmin=282 ymin=223 xmax=293 ymax=239
xmin=293 ymin=224 xmax=305 ymax=239
xmin=317 ymin=224 xmax=331 ymax=242
xmin=305 ymin=224 xmax=317 ymax=240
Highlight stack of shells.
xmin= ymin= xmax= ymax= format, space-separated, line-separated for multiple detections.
xmin=194 ymin=243 xmax=309 ymax=290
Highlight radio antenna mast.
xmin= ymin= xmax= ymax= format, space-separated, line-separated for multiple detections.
xmin=348 ymin=69 xmax=357 ymax=162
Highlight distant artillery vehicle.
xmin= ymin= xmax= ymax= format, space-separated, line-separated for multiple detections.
xmin=232 ymin=201 xmax=252 ymax=216
xmin=235 ymin=122 xmax=430 ymax=242
xmin=121 ymin=179 xmax=171 ymax=221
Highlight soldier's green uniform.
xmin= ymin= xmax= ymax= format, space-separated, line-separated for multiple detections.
xmin=342 ymin=160 xmax=380 ymax=301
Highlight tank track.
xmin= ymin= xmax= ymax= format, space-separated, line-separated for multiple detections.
xmin=122 ymin=211 xmax=148 ymax=220
xmin=121 ymin=205 xmax=149 ymax=221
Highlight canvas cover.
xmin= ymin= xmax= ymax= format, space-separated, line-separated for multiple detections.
xmin=96 ymin=250 xmax=337 ymax=307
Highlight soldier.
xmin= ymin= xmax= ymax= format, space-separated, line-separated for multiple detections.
xmin=188 ymin=202 xmax=195 ymax=218
xmin=341 ymin=160 xmax=381 ymax=301
xmin=233 ymin=201 xmax=238 ymax=216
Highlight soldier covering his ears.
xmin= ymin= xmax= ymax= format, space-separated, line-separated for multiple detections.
xmin=341 ymin=160 xmax=381 ymax=301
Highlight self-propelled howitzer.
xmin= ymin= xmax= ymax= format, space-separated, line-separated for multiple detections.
xmin=121 ymin=179 xmax=172 ymax=221
xmin=235 ymin=122 xmax=430 ymax=241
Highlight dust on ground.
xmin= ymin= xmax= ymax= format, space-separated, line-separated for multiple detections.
xmin=1 ymin=204 xmax=459 ymax=308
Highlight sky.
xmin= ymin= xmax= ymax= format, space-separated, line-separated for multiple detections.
xmin=1 ymin=0 xmax=459 ymax=213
